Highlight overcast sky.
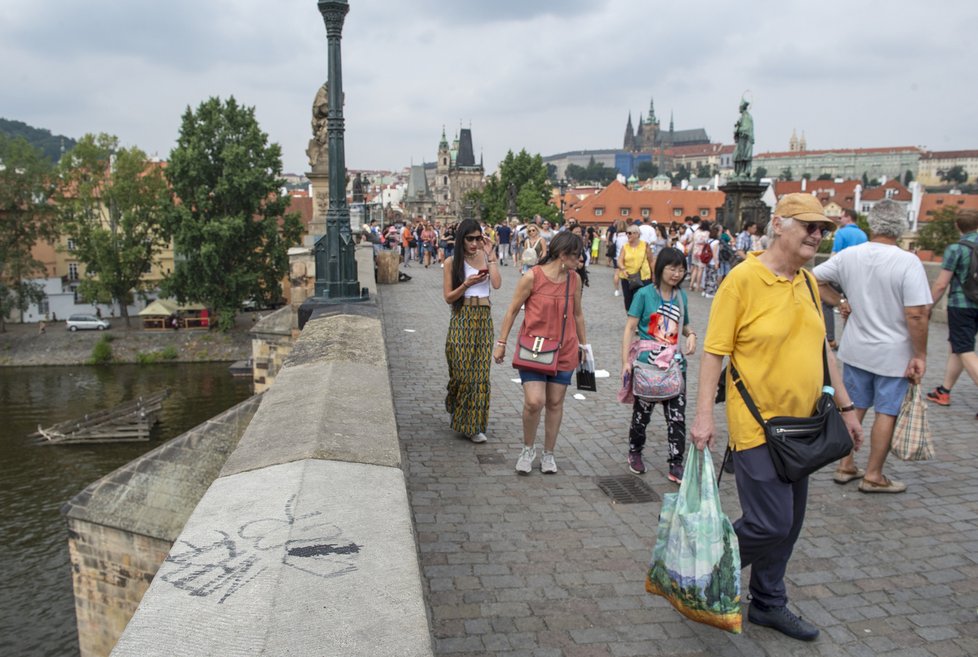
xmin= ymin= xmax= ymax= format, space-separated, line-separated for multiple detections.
xmin=3 ymin=0 xmax=977 ymax=176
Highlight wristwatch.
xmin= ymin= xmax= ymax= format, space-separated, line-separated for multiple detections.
xmin=838 ymin=403 xmax=855 ymax=413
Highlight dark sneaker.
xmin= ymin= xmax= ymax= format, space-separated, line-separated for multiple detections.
xmin=748 ymin=602 xmax=819 ymax=641
xmin=627 ymin=451 xmax=646 ymax=475
xmin=667 ymin=463 xmax=684 ymax=484
xmin=926 ymin=388 xmax=951 ymax=406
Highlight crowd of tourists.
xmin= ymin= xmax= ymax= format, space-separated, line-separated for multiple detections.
xmin=392 ymin=194 xmax=977 ymax=643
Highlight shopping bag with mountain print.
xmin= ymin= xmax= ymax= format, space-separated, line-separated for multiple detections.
xmin=646 ymin=446 xmax=742 ymax=633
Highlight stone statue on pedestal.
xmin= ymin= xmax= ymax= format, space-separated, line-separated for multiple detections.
xmin=306 ymin=83 xmax=330 ymax=173
xmin=733 ymin=98 xmax=754 ymax=181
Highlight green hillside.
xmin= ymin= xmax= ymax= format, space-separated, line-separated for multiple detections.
xmin=0 ymin=118 xmax=77 ymax=163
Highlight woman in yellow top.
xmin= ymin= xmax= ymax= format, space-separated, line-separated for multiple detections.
xmin=616 ymin=225 xmax=655 ymax=312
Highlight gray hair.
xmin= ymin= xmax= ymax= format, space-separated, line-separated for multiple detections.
xmin=766 ymin=216 xmax=794 ymax=240
xmin=867 ymin=200 xmax=907 ymax=239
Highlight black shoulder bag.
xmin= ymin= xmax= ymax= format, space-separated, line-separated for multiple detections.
xmin=729 ymin=271 xmax=853 ymax=483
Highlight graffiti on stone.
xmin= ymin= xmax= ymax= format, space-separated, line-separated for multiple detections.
xmin=162 ymin=495 xmax=362 ymax=603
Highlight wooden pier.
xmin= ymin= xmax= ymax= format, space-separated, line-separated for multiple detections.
xmin=32 ymin=389 xmax=170 ymax=444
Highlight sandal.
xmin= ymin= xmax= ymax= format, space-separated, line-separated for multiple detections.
xmin=832 ymin=467 xmax=865 ymax=484
xmin=858 ymin=476 xmax=907 ymax=494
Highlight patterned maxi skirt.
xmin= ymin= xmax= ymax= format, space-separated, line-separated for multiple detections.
xmin=445 ymin=305 xmax=493 ymax=435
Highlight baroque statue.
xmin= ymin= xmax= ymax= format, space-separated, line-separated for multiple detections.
xmin=306 ymin=83 xmax=330 ymax=173
xmin=733 ymin=98 xmax=754 ymax=180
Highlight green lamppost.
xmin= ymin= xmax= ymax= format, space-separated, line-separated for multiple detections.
xmin=312 ymin=0 xmax=362 ymax=301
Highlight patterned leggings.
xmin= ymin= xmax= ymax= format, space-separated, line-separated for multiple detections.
xmin=628 ymin=378 xmax=687 ymax=466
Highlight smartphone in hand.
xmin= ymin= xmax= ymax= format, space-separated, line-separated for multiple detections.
xmin=477 ymin=268 xmax=489 ymax=276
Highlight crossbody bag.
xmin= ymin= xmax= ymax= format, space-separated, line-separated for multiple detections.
xmin=512 ymin=272 xmax=570 ymax=376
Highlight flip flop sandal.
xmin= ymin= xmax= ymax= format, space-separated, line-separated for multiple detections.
xmin=832 ymin=468 xmax=865 ymax=484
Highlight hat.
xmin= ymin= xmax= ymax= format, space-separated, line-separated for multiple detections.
xmin=774 ymin=193 xmax=834 ymax=224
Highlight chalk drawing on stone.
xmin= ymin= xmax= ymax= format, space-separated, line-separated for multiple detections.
xmin=162 ymin=495 xmax=362 ymax=603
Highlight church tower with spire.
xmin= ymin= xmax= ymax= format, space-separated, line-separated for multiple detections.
xmin=623 ymin=112 xmax=636 ymax=151
xmin=639 ymin=97 xmax=661 ymax=151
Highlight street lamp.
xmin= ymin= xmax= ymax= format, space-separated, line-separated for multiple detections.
xmin=557 ymin=178 xmax=567 ymax=223
xmin=308 ymin=0 xmax=364 ymax=305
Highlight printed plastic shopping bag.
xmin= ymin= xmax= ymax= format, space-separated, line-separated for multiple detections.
xmin=891 ymin=384 xmax=934 ymax=461
xmin=645 ymin=447 xmax=742 ymax=633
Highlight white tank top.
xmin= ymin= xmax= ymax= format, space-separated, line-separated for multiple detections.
xmin=463 ymin=260 xmax=491 ymax=298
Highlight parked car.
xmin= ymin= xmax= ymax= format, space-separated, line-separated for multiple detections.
xmin=66 ymin=314 xmax=111 ymax=331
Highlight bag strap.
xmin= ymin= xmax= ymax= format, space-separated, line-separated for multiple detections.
xmin=557 ymin=272 xmax=571 ymax=347
xmin=729 ymin=268 xmax=829 ymax=431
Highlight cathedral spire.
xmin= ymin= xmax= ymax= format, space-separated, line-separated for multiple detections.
xmin=647 ymin=97 xmax=657 ymax=125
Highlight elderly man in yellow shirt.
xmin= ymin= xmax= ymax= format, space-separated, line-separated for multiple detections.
xmin=690 ymin=193 xmax=863 ymax=642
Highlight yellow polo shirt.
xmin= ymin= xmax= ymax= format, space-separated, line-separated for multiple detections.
xmin=704 ymin=253 xmax=825 ymax=451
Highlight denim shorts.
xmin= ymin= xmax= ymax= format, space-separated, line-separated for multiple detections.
xmin=518 ymin=368 xmax=574 ymax=386
xmin=843 ymin=364 xmax=908 ymax=416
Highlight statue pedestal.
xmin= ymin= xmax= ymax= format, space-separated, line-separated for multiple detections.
xmin=305 ymin=171 xmax=329 ymax=246
xmin=718 ymin=180 xmax=769 ymax=232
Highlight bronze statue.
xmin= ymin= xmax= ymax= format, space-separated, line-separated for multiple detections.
xmin=733 ymin=98 xmax=754 ymax=180
xmin=507 ymin=181 xmax=518 ymax=216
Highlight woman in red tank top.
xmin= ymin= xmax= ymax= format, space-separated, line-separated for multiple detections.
xmin=493 ymin=232 xmax=589 ymax=475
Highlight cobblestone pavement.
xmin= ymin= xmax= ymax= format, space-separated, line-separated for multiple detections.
xmin=380 ymin=259 xmax=978 ymax=657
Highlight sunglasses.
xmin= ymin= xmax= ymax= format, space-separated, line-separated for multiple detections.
xmin=796 ymin=220 xmax=832 ymax=238
xmin=463 ymin=235 xmax=484 ymax=243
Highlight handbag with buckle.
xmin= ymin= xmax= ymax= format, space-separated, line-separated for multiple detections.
xmin=513 ymin=273 xmax=570 ymax=376
xmin=730 ymin=272 xmax=852 ymax=483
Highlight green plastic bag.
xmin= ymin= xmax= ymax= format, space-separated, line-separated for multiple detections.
xmin=645 ymin=447 xmax=742 ymax=633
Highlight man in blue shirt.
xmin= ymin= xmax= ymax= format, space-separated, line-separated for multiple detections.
xmin=927 ymin=209 xmax=978 ymax=417
xmin=824 ymin=207 xmax=867 ymax=348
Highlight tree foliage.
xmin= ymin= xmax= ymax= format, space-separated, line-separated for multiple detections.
xmin=163 ymin=97 xmax=302 ymax=330
xmin=671 ymin=165 xmax=691 ymax=186
xmin=753 ymin=166 xmax=768 ymax=181
xmin=635 ymin=160 xmax=659 ymax=180
xmin=0 ymin=118 xmax=77 ymax=164
xmin=779 ymin=167 xmax=794 ymax=181
xmin=56 ymin=133 xmax=171 ymax=327
xmin=0 ymin=135 xmax=59 ymax=331
xmin=472 ymin=149 xmax=559 ymax=225
xmin=816 ymin=173 xmax=834 ymax=180
xmin=939 ymin=165 xmax=968 ymax=186
xmin=916 ymin=207 xmax=962 ymax=253
xmin=564 ymin=156 xmax=618 ymax=186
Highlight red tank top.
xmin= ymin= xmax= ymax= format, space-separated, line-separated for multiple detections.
xmin=519 ymin=267 xmax=580 ymax=371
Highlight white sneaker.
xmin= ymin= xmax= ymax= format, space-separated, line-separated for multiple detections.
xmin=468 ymin=432 xmax=488 ymax=443
xmin=515 ymin=445 xmax=535 ymax=474
xmin=614 ymin=290 xmax=620 ymax=297
xmin=540 ymin=451 xmax=557 ymax=474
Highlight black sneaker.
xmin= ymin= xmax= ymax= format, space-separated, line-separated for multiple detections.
xmin=748 ymin=602 xmax=819 ymax=641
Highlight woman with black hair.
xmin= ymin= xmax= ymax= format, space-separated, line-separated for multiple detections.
xmin=494 ymin=232 xmax=589 ymax=475
xmin=443 ymin=218 xmax=502 ymax=443
xmin=619 ymin=247 xmax=697 ymax=484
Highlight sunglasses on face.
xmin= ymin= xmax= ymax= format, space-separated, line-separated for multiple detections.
xmin=463 ymin=235 xmax=484 ymax=243
xmin=796 ymin=220 xmax=832 ymax=238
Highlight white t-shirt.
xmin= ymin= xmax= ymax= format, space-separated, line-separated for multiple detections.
xmin=614 ymin=232 xmax=629 ymax=261
xmin=638 ymin=223 xmax=655 ymax=244
xmin=813 ymin=242 xmax=932 ymax=377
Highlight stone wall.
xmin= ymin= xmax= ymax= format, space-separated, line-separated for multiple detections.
xmin=63 ymin=395 xmax=263 ymax=657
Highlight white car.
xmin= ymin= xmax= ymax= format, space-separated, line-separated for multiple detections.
xmin=66 ymin=314 xmax=111 ymax=331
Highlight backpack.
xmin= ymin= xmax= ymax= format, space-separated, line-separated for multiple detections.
xmin=719 ymin=240 xmax=736 ymax=264
xmin=522 ymin=242 xmax=539 ymax=266
xmin=957 ymin=239 xmax=978 ymax=303
xmin=698 ymin=242 xmax=714 ymax=264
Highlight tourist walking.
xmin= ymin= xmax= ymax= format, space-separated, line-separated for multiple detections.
xmin=927 ymin=209 xmax=978 ymax=418
xmin=620 ymin=247 xmax=696 ymax=483
xmin=520 ymin=224 xmax=547 ymax=273
xmin=421 ymin=222 xmax=437 ymax=268
xmin=701 ymin=223 xmax=722 ymax=297
xmin=616 ymin=225 xmax=654 ymax=311
xmin=443 ymin=218 xmax=502 ymax=443
xmin=690 ymin=193 xmax=863 ymax=642
xmin=814 ymin=200 xmax=931 ymax=493
xmin=493 ymin=233 xmax=588 ymax=474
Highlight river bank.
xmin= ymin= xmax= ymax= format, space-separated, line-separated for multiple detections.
xmin=0 ymin=312 xmax=260 ymax=366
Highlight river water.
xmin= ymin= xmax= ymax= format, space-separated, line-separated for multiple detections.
xmin=0 ymin=363 xmax=253 ymax=657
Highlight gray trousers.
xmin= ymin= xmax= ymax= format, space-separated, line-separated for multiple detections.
xmin=733 ymin=445 xmax=809 ymax=608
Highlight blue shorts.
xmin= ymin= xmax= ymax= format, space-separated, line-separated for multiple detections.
xmin=843 ymin=364 xmax=908 ymax=416
xmin=518 ymin=368 xmax=574 ymax=386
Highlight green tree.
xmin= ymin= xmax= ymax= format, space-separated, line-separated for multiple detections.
xmin=163 ymin=97 xmax=302 ymax=331
xmin=56 ymin=134 xmax=171 ymax=328
xmin=817 ymin=173 xmax=833 ymax=181
xmin=753 ymin=166 xmax=768 ymax=181
xmin=939 ymin=165 xmax=968 ymax=186
xmin=564 ymin=163 xmax=587 ymax=183
xmin=0 ymin=135 xmax=59 ymax=332
xmin=696 ymin=164 xmax=714 ymax=179
xmin=636 ymin=160 xmax=659 ymax=180
xmin=671 ymin=165 xmax=691 ymax=186
xmin=473 ymin=149 xmax=559 ymax=225
xmin=903 ymin=169 xmax=914 ymax=186
xmin=802 ymin=172 xmax=812 ymax=181
xmin=779 ymin=167 xmax=794 ymax=181
xmin=916 ymin=207 xmax=961 ymax=253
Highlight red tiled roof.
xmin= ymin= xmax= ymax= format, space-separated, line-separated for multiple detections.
xmin=920 ymin=150 xmax=978 ymax=160
xmin=918 ymin=193 xmax=978 ymax=222
xmin=861 ymin=179 xmax=911 ymax=202
xmin=665 ymin=143 xmax=724 ymax=157
xmin=564 ymin=180 xmax=724 ymax=225
xmin=772 ymin=180 xmax=860 ymax=207
xmin=756 ymin=146 xmax=922 ymax=159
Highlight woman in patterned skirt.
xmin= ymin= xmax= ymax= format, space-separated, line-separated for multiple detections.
xmin=443 ymin=218 xmax=502 ymax=443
